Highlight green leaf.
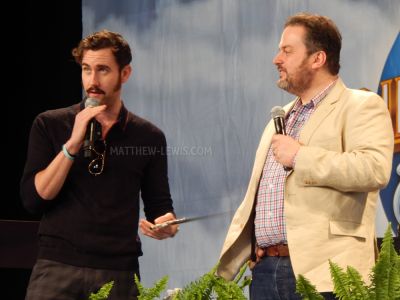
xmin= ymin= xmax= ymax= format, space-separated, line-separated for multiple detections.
xmin=233 ymin=262 xmax=248 ymax=284
xmin=89 ymin=281 xmax=114 ymax=300
xmin=371 ymin=224 xmax=400 ymax=300
xmin=329 ymin=260 xmax=352 ymax=300
xmin=213 ymin=276 xmax=247 ymax=300
xmin=173 ymin=268 xmax=214 ymax=300
xmin=296 ymin=224 xmax=400 ymax=300
xmin=238 ymin=276 xmax=252 ymax=290
xmin=135 ymin=274 xmax=168 ymax=300
xmin=172 ymin=263 xmax=249 ymax=300
xmin=295 ymin=274 xmax=324 ymax=300
xmin=345 ymin=266 xmax=370 ymax=299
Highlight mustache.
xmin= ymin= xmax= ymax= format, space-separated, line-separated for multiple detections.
xmin=277 ymin=66 xmax=286 ymax=73
xmin=86 ymin=87 xmax=105 ymax=94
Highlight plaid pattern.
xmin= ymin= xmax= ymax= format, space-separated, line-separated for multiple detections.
xmin=25 ymin=259 xmax=139 ymax=300
xmin=255 ymin=80 xmax=337 ymax=247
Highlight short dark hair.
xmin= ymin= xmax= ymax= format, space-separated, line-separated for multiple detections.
xmin=285 ymin=13 xmax=342 ymax=75
xmin=72 ymin=29 xmax=132 ymax=70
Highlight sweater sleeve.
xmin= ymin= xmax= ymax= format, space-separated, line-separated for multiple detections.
xmin=20 ymin=114 xmax=57 ymax=214
xmin=140 ymin=130 xmax=174 ymax=222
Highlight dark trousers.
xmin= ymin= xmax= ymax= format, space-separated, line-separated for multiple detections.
xmin=25 ymin=259 xmax=139 ymax=300
xmin=250 ymin=256 xmax=337 ymax=300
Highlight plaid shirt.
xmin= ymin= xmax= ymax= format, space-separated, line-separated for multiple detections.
xmin=255 ymin=80 xmax=337 ymax=247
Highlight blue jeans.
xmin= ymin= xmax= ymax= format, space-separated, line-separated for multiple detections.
xmin=250 ymin=256 xmax=300 ymax=300
xmin=250 ymin=256 xmax=337 ymax=300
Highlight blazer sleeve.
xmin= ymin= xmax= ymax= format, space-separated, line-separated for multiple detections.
xmin=294 ymin=92 xmax=394 ymax=192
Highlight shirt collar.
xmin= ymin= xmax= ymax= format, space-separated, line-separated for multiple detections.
xmin=292 ymin=79 xmax=338 ymax=111
xmin=79 ymin=98 xmax=129 ymax=132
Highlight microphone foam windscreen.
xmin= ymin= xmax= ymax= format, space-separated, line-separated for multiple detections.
xmin=85 ymin=98 xmax=100 ymax=108
xmin=271 ymin=106 xmax=285 ymax=118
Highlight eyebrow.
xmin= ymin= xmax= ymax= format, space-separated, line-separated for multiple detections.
xmin=81 ymin=63 xmax=111 ymax=70
xmin=280 ymin=45 xmax=293 ymax=51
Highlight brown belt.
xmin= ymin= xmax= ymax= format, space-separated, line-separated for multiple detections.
xmin=256 ymin=244 xmax=290 ymax=258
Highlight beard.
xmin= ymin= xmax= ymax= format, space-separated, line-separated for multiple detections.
xmin=276 ymin=58 xmax=313 ymax=95
xmin=113 ymin=74 xmax=122 ymax=92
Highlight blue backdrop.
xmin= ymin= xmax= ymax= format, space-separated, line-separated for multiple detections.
xmin=82 ymin=0 xmax=400 ymax=292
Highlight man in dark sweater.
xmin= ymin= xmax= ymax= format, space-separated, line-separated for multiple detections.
xmin=21 ymin=30 xmax=178 ymax=300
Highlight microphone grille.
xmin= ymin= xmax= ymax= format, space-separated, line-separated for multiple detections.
xmin=85 ymin=98 xmax=100 ymax=108
xmin=271 ymin=106 xmax=285 ymax=118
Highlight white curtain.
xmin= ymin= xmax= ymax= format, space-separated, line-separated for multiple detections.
xmin=82 ymin=0 xmax=400 ymax=291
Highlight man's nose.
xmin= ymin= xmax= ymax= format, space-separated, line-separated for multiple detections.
xmin=89 ymin=72 xmax=100 ymax=86
xmin=273 ymin=52 xmax=282 ymax=65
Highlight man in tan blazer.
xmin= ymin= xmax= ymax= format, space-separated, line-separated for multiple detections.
xmin=217 ymin=13 xmax=394 ymax=300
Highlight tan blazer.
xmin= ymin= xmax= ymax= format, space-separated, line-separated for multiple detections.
xmin=217 ymin=78 xmax=394 ymax=292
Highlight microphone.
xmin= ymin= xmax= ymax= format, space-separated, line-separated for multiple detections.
xmin=270 ymin=106 xmax=291 ymax=171
xmin=271 ymin=106 xmax=287 ymax=135
xmin=83 ymin=98 xmax=100 ymax=158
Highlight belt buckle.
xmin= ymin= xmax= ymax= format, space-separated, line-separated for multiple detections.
xmin=268 ymin=245 xmax=280 ymax=256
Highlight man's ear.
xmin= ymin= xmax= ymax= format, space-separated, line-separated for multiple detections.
xmin=311 ymin=51 xmax=327 ymax=70
xmin=121 ymin=65 xmax=132 ymax=83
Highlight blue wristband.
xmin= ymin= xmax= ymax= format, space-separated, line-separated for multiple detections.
xmin=62 ymin=144 xmax=75 ymax=161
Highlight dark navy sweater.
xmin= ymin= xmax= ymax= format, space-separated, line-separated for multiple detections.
xmin=20 ymin=100 xmax=174 ymax=270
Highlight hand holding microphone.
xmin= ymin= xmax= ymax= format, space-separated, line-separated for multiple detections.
xmin=83 ymin=98 xmax=101 ymax=158
xmin=270 ymin=106 xmax=300 ymax=171
xmin=65 ymin=98 xmax=106 ymax=156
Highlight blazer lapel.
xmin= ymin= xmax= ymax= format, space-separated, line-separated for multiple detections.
xmin=299 ymin=78 xmax=346 ymax=145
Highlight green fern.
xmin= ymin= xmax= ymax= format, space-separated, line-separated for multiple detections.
xmin=172 ymin=267 xmax=215 ymax=300
xmin=345 ymin=266 xmax=370 ymax=300
xmin=213 ymin=276 xmax=248 ymax=300
xmin=134 ymin=274 xmax=168 ymax=300
xmin=396 ymin=255 xmax=400 ymax=298
xmin=370 ymin=225 xmax=400 ymax=300
xmin=329 ymin=260 xmax=353 ymax=299
xmin=89 ymin=281 xmax=114 ymax=300
xmin=233 ymin=262 xmax=248 ymax=285
xmin=87 ymin=224 xmax=399 ymax=300
xmin=233 ymin=262 xmax=252 ymax=291
xmin=238 ymin=275 xmax=252 ymax=291
xmin=296 ymin=224 xmax=400 ymax=300
xmin=171 ymin=263 xmax=249 ymax=300
xmin=296 ymin=274 xmax=324 ymax=300
xmin=213 ymin=263 xmax=250 ymax=299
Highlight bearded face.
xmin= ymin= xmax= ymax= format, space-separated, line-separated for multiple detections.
xmin=276 ymin=56 xmax=314 ymax=95
xmin=82 ymin=48 xmax=130 ymax=105
xmin=273 ymin=26 xmax=316 ymax=97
